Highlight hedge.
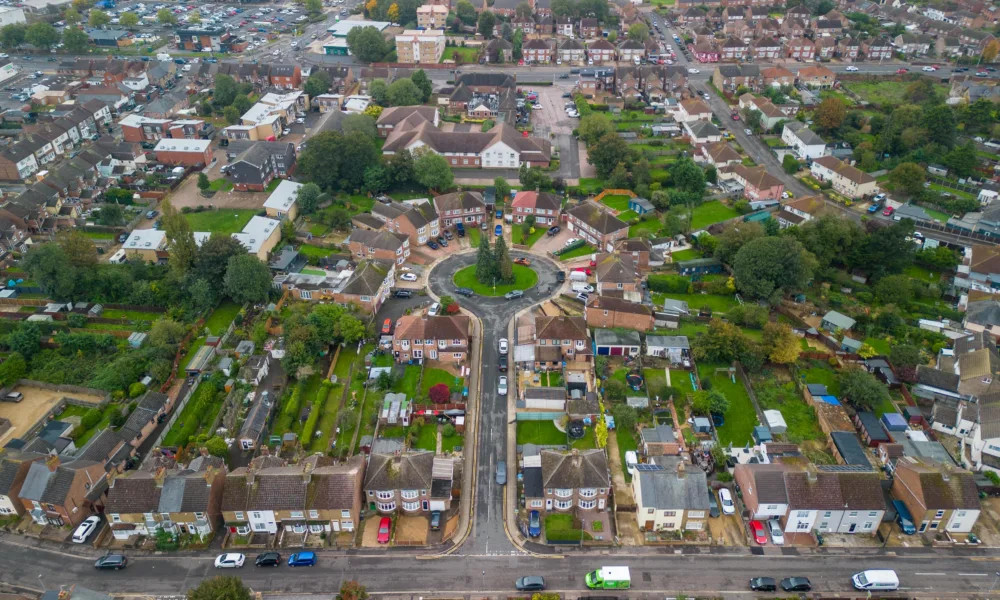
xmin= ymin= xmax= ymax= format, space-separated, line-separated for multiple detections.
xmin=554 ymin=238 xmax=588 ymax=256
xmin=648 ymin=274 xmax=692 ymax=294
xmin=272 ymin=379 xmax=305 ymax=436
xmin=300 ymin=382 xmax=332 ymax=445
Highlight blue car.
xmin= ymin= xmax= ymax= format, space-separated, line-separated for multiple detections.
xmin=495 ymin=225 xmax=502 ymax=237
xmin=528 ymin=510 xmax=541 ymax=537
xmin=496 ymin=209 xmax=503 ymax=219
xmin=867 ymin=203 xmax=881 ymax=214
xmin=287 ymin=552 xmax=316 ymax=567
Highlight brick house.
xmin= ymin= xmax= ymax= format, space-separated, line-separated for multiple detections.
xmin=797 ymin=65 xmax=837 ymax=88
xmin=862 ymin=38 xmax=893 ymax=61
xmin=692 ymin=42 xmax=720 ymax=63
xmin=725 ymin=164 xmax=785 ymax=200
xmin=891 ymin=457 xmax=981 ymax=534
xmin=0 ymin=451 xmax=45 ymax=517
xmin=225 ymin=141 xmax=296 ymax=192
xmin=510 ymin=191 xmax=561 ymax=225
xmin=364 ymin=451 xmax=453 ymax=514
xmin=838 ymin=37 xmax=860 ymax=60
xmin=632 ymin=459 xmax=709 ymax=533
xmin=613 ymin=238 xmax=653 ymax=271
xmin=372 ymin=200 xmax=440 ymax=246
xmin=539 ymin=449 xmax=610 ymax=512
xmin=534 ymin=316 xmax=592 ymax=364
xmin=752 ymin=37 xmax=781 ymax=60
xmin=721 ymin=37 xmax=749 ymax=61
xmin=585 ymin=295 xmax=655 ymax=331
xmin=523 ymin=38 xmax=553 ymax=64
xmin=559 ymin=38 xmax=586 ymax=64
xmin=700 ymin=141 xmax=742 ymax=168
xmin=639 ymin=424 xmax=684 ymax=455
xmin=810 ymin=156 xmax=878 ymax=199
xmin=153 ymin=138 xmax=212 ymax=167
xmin=434 ymin=191 xmax=487 ymax=227
xmin=567 ymin=202 xmax=629 ymax=252
xmin=676 ymin=98 xmax=713 ymax=123
xmin=595 ymin=253 xmax=639 ymax=293
xmin=580 ymin=18 xmax=600 ymax=38
xmin=587 ymin=39 xmax=616 ymax=64
xmin=712 ymin=64 xmax=762 ymax=93
xmin=392 ymin=314 xmax=471 ymax=364
xmin=785 ymin=37 xmax=815 ymax=60
xmin=348 ymin=229 xmax=410 ymax=266
xmin=376 ymin=106 xmax=440 ymax=138
xmin=761 ymin=66 xmax=795 ymax=87
xmin=18 ymin=456 xmax=108 ymax=526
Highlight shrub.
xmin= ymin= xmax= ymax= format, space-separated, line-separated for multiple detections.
xmin=442 ymin=423 xmax=456 ymax=437
xmin=81 ymin=408 xmax=103 ymax=430
xmin=128 ymin=382 xmax=147 ymax=398
xmin=429 ymin=383 xmax=450 ymax=404
xmin=648 ymin=274 xmax=692 ymax=294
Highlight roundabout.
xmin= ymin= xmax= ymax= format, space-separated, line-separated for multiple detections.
xmin=452 ymin=264 xmax=538 ymax=296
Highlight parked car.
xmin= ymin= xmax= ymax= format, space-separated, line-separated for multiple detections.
xmin=497 ymin=376 xmax=508 ymax=395
xmin=442 ymin=230 xmax=453 ymax=240
xmin=145 ymin=210 xmax=158 ymax=219
xmin=768 ymin=519 xmax=784 ymax=545
xmin=428 ymin=302 xmax=440 ymax=316
xmin=456 ymin=287 xmax=475 ymax=297
xmin=750 ymin=520 xmax=768 ymax=545
xmin=430 ymin=511 xmax=442 ymax=531
xmin=496 ymin=209 xmax=504 ymax=219
xmin=400 ymin=273 xmax=418 ymax=282
xmin=719 ymin=488 xmax=735 ymax=515
xmin=73 ymin=516 xmax=101 ymax=544
xmin=94 ymin=554 xmax=128 ymax=570
xmin=547 ymin=226 xmax=561 ymax=236
xmin=575 ymin=292 xmax=589 ymax=302
xmin=896 ymin=68 xmax=909 ymax=74
xmin=749 ymin=577 xmax=777 ymax=592
xmin=381 ymin=318 xmax=392 ymax=334
xmin=556 ymin=271 xmax=565 ymax=283
xmin=528 ymin=510 xmax=541 ymax=537
xmin=781 ymin=578 xmax=812 ymax=592
xmin=499 ymin=353 xmax=508 ymax=371
xmin=499 ymin=338 xmax=509 ymax=354
xmin=436 ymin=235 xmax=448 ymax=247
xmin=845 ymin=65 xmax=859 ymax=72
xmin=708 ymin=490 xmax=720 ymax=518
xmin=377 ymin=517 xmax=391 ymax=544
xmin=496 ymin=460 xmax=507 ymax=484
xmin=495 ymin=224 xmax=503 ymax=237
xmin=625 ymin=450 xmax=637 ymax=475
xmin=255 ymin=552 xmax=281 ymax=567
xmin=215 ymin=553 xmax=246 ymax=569
xmin=515 ymin=576 xmax=546 ymax=591
xmin=513 ymin=257 xmax=531 ymax=266
xmin=287 ymin=552 xmax=316 ymax=567
xmin=565 ymin=237 xmax=579 ymax=246
xmin=394 ymin=289 xmax=413 ymax=298
xmin=504 ymin=290 xmax=524 ymax=300
xmin=427 ymin=240 xmax=439 ymax=250
xmin=574 ymin=267 xmax=592 ymax=276
xmin=731 ymin=113 xmax=740 ymax=121
xmin=883 ymin=206 xmax=895 ymax=217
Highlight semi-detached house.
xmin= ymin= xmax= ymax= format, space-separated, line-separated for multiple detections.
xmin=891 ymin=456 xmax=981 ymax=534
xmin=510 ymin=191 xmax=561 ymax=225
xmin=364 ymin=451 xmax=454 ymax=514
xmin=632 ymin=458 xmax=709 ymax=532
xmin=534 ymin=315 xmax=592 ymax=364
xmin=433 ymin=191 xmax=487 ymax=227
xmin=347 ymin=228 xmax=410 ymax=265
xmin=810 ymin=156 xmax=878 ymax=199
xmin=781 ymin=121 xmax=826 ymax=160
xmin=539 ymin=449 xmax=609 ymax=513
xmin=392 ymin=314 xmax=471 ymax=364
xmin=724 ymin=164 xmax=784 ymax=201
xmin=372 ymin=200 xmax=440 ymax=246
xmin=567 ymin=202 xmax=629 ymax=252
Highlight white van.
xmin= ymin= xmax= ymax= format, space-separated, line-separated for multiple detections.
xmin=72 ymin=516 xmax=100 ymax=544
xmin=156 ymin=52 xmax=171 ymax=61
xmin=625 ymin=451 xmax=637 ymax=475
xmin=852 ymin=570 xmax=899 ymax=591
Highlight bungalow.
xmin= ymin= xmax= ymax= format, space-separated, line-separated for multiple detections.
xmin=586 ymin=296 xmax=654 ymax=331
xmin=684 ymin=120 xmax=723 ymax=145
xmin=645 ymin=335 xmax=690 ymax=364
xmin=676 ymin=99 xmax=714 ymax=123
xmin=593 ymin=328 xmax=642 ymax=356
xmin=700 ymin=141 xmax=742 ymax=168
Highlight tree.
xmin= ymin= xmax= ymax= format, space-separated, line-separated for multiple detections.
xmin=782 ymin=154 xmax=800 ymax=174
xmin=386 ymin=78 xmax=422 ymax=106
xmin=61 ymin=26 xmax=88 ymax=53
xmin=88 ymin=9 xmax=109 ymax=26
xmin=6 ymin=321 xmax=40 ymax=360
xmin=605 ymin=378 xmax=627 ymax=402
xmin=512 ymin=29 xmax=522 ymax=60
xmin=161 ymin=199 xmax=196 ymax=278
xmin=887 ymin=162 xmax=925 ymax=198
xmin=364 ymin=164 xmax=391 ymax=193
xmin=295 ymin=183 xmax=322 ymax=216
xmin=815 ymin=96 xmax=847 ymax=132
xmin=518 ymin=164 xmax=551 ymax=191
xmin=0 ymin=24 xmax=26 ymax=51
xmin=214 ymin=73 xmax=238 ymax=107
xmin=64 ymin=7 xmax=81 ymax=24
xmin=494 ymin=177 xmax=511 ymax=204
xmin=304 ymin=70 xmax=332 ymax=98
xmin=222 ymin=105 xmax=238 ymax=124
xmin=607 ymin=30 xmax=617 ymax=43
xmin=25 ymin=22 xmax=59 ymax=50
xmin=297 ymin=130 xmax=381 ymax=191
xmin=57 ymin=230 xmax=97 ymax=270
xmin=611 ymin=403 xmax=637 ymax=431
xmin=475 ymin=230 xmax=495 ymax=283
xmin=494 ymin=234 xmax=513 ymax=283
xmin=94 ymin=204 xmax=125 ymax=226
xmin=411 ymin=69 xmax=433 ymax=102
xmin=762 ymin=322 xmax=800 ymax=364
xmin=588 ymin=132 xmax=632 ymax=178
xmin=944 ymin=142 xmax=978 ymax=178
xmin=386 ymin=149 xmax=414 ymax=185
xmin=693 ymin=389 xmax=729 ymax=416
xmin=692 ymin=318 xmax=749 ymax=364
xmin=0 ymin=352 xmax=26 ymax=388
xmin=794 ymin=215 xmax=863 ymax=269
xmin=194 ymin=234 xmax=246 ymax=283
xmin=148 ymin=318 xmax=187 ymax=347
xmin=578 ymin=113 xmax=614 ymax=145
xmin=732 ymin=236 xmax=816 ymax=302
xmin=305 ymin=0 xmax=323 ymax=16
xmin=742 ymin=108 xmax=763 ymax=133
xmin=514 ymin=0 xmax=532 ymax=18
xmin=23 ymin=243 xmax=79 ymax=300
xmin=851 ymin=220 xmax=915 ymax=279
xmin=916 ymin=246 xmax=959 ymax=271
xmin=669 ymin=157 xmax=706 ymax=197
xmin=456 ymin=0 xmax=477 ymax=23
xmin=346 ymin=26 xmax=389 ymax=62
xmin=838 ymin=367 xmax=890 ymax=411
xmin=368 ymin=79 xmax=389 ymax=106
xmin=337 ymin=581 xmax=369 ymax=600
xmin=714 ymin=221 xmax=764 ymax=265
xmin=342 ymin=113 xmax=377 ymax=138
xmin=197 ymin=172 xmax=210 ymax=193
xmin=413 ymin=147 xmax=454 ymax=191
xmin=232 ymin=95 xmax=251 ymax=116
xmin=923 ymin=104 xmax=956 ymax=148
xmin=157 ymin=7 xmax=177 ymax=24
xmin=119 ymin=11 xmax=139 ymax=26
xmin=187 ymin=10 xmax=201 ymax=23
xmin=875 ymin=273 xmax=913 ymax=306
xmin=478 ymin=9 xmax=496 ymax=38
xmin=814 ymin=0 xmax=834 ymax=14
xmin=205 ymin=436 xmax=228 ymax=457
xmin=890 ymin=344 xmax=922 ymax=368
xmin=627 ymin=22 xmax=649 ymax=41
xmin=429 ymin=382 xmax=450 ymax=403
xmin=224 ymin=254 xmax=272 ymax=305
xmin=983 ymin=39 xmax=1000 ymax=64
xmin=187 ymin=576 xmax=252 ymax=600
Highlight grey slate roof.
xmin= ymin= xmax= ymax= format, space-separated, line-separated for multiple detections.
xmin=966 ymin=300 xmax=1000 ymax=328
xmin=364 ymin=451 xmax=434 ymax=490
xmin=541 ymin=449 xmax=609 ymax=489
xmin=636 ymin=458 xmax=709 ymax=510
xmin=594 ymin=328 xmax=641 ymax=347
xmin=646 ymin=335 xmax=690 ymax=350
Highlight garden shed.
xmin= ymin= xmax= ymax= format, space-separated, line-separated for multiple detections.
xmin=854 ymin=411 xmax=891 ymax=446
xmin=693 ymin=417 xmax=712 ymax=434
xmin=753 ymin=426 xmax=772 ymax=443
xmin=881 ymin=412 xmax=908 ymax=432
xmin=821 ymin=310 xmax=856 ymax=332
xmin=523 ymin=387 xmax=567 ymax=410
xmin=763 ymin=410 xmax=787 ymax=435
xmin=594 ymin=329 xmax=641 ymax=356
xmin=629 ymin=197 xmax=655 ymax=215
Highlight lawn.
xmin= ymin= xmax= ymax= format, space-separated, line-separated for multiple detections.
xmin=208 ymin=178 xmax=233 ymax=192
xmin=442 ymin=46 xmax=479 ymax=62
xmin=842 ymin=80 xmax=943 ymax=106
xmin=629 ymin=218 xmax=662 ymax=239
xmin=512 ymin=225 xmax=546 ymax=247
xmin=928 ymin=183 xmax=976 ymax=201
xmin=558 ymin=244 xmax=597 ymax=261
xmin=545 ymin=512 xmax=592 ymax=542
xmin=753 ymin=377 xmax=825 ymax=444
xmin=56 ymin=403 xmax=116 ymax=445
xmin=468 ymin=226 xmax=481 ymax=248
xmin=864 ymin=337 xmax=892 ymax=356
xmin=516 ymin=420 xmax=566 ymax=445
xmin=670 ymin=248 xmax=701 ymax=262
xmin=204 ymin=301 xmax=241 ymax=336
xmin=874 ymin=394 xmax=898 ymax=418
xmin=393 ymin=365 xmax=421 ymax=397
xmin=82 ymin=231 xmax=114 ymax=240
xmin=650 ymin=292 xmax=739 ymax=315
xmin=698 ymin=362 xmax=755 ymax=447
xmin=540 ymin=371 xmax=562 ymax=387
xmin=442 ymin=429 xmax=464 ymax=452
xmin=453 ymin=264 xmax=538 ymax=296
xmin=308 ymin=223 xmax=329 ymax=237
xmin=184 ymin=209 xmax=257 ymax=234
xmin=691 ymin=201 xmax=739 ymax=230
xmin=264 ymin=179 xmax=281 ymax=193
xmin=904 ymin=265 xmax=940 ymax=283
xmin=644 ymin=367 xmax=667 ymax=395
xmin=309 ymin=384 xmax=341 ymax=453
xmin=801 ymin=364 xmax=842 ymax=397
xmin=101 ymin=309 xmax=161 ymax=321
xmin=600 ymin=195 xmax=632 ymax=212
xmin=301 ymin=268 xmax=327 ymax=276
xmin=923 ymin=207 xmax=952 ymax=223
xmin=570 ymin=427 xmax=597 ymax=450
xmin=298 ymin=244 xmax=334 ymax=259
xmin=420 ymin=367 xmax=464 ymax=399
xmin=161 ymin=383 xmax=222 ymax=447
xmin=615 ymin=428 xmax=639 ymax=483
xmin=618 ymin=210 xmax=639 ymax=222
xmin=414 ymin=423 xmax=438 ymax=452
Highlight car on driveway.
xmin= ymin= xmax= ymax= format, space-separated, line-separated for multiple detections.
xmin=883 ymin=206 xmax=895 ymax=217
xmin=504 ymin=290 xmax=524 ymax=300
xmin=215 ymin=553 xmax=245 ymax=569
xmin=719 ymin=488 xmax=735 ymax=515
xmin=255 ymin=552 xmax=281 ymax=567
xmin=749 ymin=577 xmax=777 ymax=592
xmin=547 ymin=226 xmax=560 ymax=236
xmin=400 ymin=273 xmax=418 ymax=282
xmin=436 ymin=235 xmax=448 ymax=247
xmin=73 ymin=516 xmax=101 ymax=543
xmin=427 ymin=240 xmax=439 ymax=250
xmin=768 ymin=519 xmax=784 ymax=545
xmin=381 ymin=319 xmax=392 ymax=334
xmin=288 ymin=552 xmax=316 ymax=567
xmin=573 ymin=267 xmax=592 ymax=276
xmin=377 ymin=517 xmax=391 ymax=544
xmin=497 ymin=375 xmax=508 ymax=395
xmin=528 ymin=510 xmax=541 ymax=537
xmin=750 ymin=520 xmax=768 ymax=545
xmin=496 ymin=460 xmax=507 ymax=484
xmin=394 ymin=289 xmax=412 ymax=298
xmin=708 ymin=490 xmax=720 ymax=518
xmin=94 ymin=554 xmax=128 ymax=570
xmin=495 ymin=224 xmax=503 ymax=237
xmin=515 ymin=576 xmax=546 ymax=591
xmin=456 ymin=287 xmax=475 ymax=297
xmin=781 ymin=577 xmax=811 ymax=592
xmin=430 ymin=510 xmax=442 ymax=530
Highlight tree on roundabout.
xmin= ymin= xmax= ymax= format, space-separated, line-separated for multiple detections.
xmin=474 ymin=230 xmax=516 ymax=285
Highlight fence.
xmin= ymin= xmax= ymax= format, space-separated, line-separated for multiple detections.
xmin=148 ymin=379 xmax=201 ymax=453
xmin=908 ymin=217 xmax=1000 ymax=245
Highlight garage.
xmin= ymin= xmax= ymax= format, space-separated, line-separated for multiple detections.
xmin=594 ymin=329 xmax=641 ymax=357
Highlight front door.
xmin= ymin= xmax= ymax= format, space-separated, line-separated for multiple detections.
xmin=645 ymin=520 xmax=654 ymax=531
xmin=848 ymin=523 xmax=856 ymax=533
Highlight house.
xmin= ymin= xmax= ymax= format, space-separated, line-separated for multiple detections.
xmin=510 ymin=191 xmax=561 ymax=226
xmin=262 ymin=179 xmax=301 ymax=222
xmin=376 ymin=106 xmax=440 ymax=138
xmin=274 ymin=260 xmax=394 ymax=313
xmin=587 ymin=39 xmax=616 ymax=64
xmin=381 ymin=116 xmax=550 ymax=169
xmin=224 ymin=141 xmax=296 ymax=192
xmin=558 ymin=38 xmax=586 ymax=64
xmin=776 ymin=195 xmax=825 ymax=227
xmin=434 ymin=191 xmax=487 ymax=227
xmin=861 ymin=37 xmax=893 ymax=61
xmin=810 ymin=156 xmax=877 ymax=199
xmin=483 ymin=38 xmax=514 ymax=64
xmin=892 ymin=457 xmax=980 ymax=533
xmin=676 ymin=99 xmax=713 ymax=123
xmin=821 ymin=310 xmax=856 ymax=332
xmin=347 ymin=229 xmax=410 ymax=266
xmin=965 ymin=300 xmax=1000 ymax=336
xmin=239 ymin=355 xmax=270 ymax=387
xmin=838 ymin=37 xmax=861 ymax=61
xmin=691 ymin=42 xmax=721 ymax=63
xmin=586 ymin=296 xmax=654 ymax=332
xmin=646 ymin=335 xmax=690 ymax=364
xmin=0 ymin=451 xmax=45 ymax=516
xmin=567 ymin=202 xmax=629 ymax=252
xmin=894 ymin=33 xmax=934 ymax=55
xmin=640 ymin=424 xmax=684 ymax=456
xmin=523 ymin=39 xmax=554 ymax=64
xmin=618 ymin=40 xmax=645 ymax=62
xmin=721 ymin=37 xmax=749 ymax=61
xmin=416 ymin=4 xmax=448 ymax=28
xmin=556 ymin=16 xmax=574 ymax=36
xmin=392 ymin=314 xmax=471 ymax=364
xmin=580 ymin=18 xmax=600 ymax=38
xmin=104 ymin=458 xmax=227 ymax=541
xmin=797 ymin=65 xmax=837 ymax=88
xmin=18 ymin=456 xmax=108 ymax=526
xmin=734 ymin=463 xmax=788 ymax=520
xmin=119 ymin=391 xmax=170 ymax=449
xmin=540 ymin=449 xmax=609 ymax=512
xmin=781 ymin=122 xmax=826 ymax=160
xmin=153 ymin=138 xmax=212 ymax=167
xmin=364 ymin=451 xmax=453 ymax=513
xmin=738 ymin=94 xmax=798 ymax=130
xmin=632 ymin=459 xmax=709 ymax=532
xmin=534 ymin=316 xmax=592 ymax=363
xmin=613 ymin=238 xmax=655 ymax=271
xmin=222 ymin=454 xmax=366 ymax=538
xmin=725 ymin=164 xmax=785 ymax=201
xmin=593 ymin=328 xmax=641 ymax=356
xmin=762 ymin=66 xmax=796 ymax=88
xmin=684 ymin=120 xmax=723 ymax=145
xmin=712 ymin=64 xmax=762 ymax=93
xmin=753 ymin=37 xmax=781 ymax=60
xmin=700 ymin=141 xmax=742 ymax=168
xmin=372 ymin=200 xmax=440 ymax=246
xmin=595 ymin=253 xmax=639 ymax=294
xmin=395 ymin=30 xmax=445 ymax=64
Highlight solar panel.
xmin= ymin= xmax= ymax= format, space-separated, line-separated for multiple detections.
xmin=634 ymin=464 xmax=665 ymax=472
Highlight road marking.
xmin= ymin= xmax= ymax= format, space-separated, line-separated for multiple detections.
xmin=958 ymin=573 xmax=989 ymax=577
xmin=914 ymin=573 xmax=947 ymax=576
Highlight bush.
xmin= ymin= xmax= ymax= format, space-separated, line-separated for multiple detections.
xmin=81 ymin=408 xmax=103 ymax=430
xmin=442 ymin=423 xmax=456 ymax=437
xmin=429 ymin=383 xmax=450 ymax=404
xmin=128 ymin=382 xmax=147 ymax=398
xmin=648 ymin=274 xmax=692 ymax=294
xmin=67 ymin=313 xmax=87 ymax=328
xmin=108 ymin=406 xmax=126 ymax=428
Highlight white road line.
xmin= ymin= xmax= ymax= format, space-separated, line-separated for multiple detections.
xmin=958 ymin=573 xmax=989 ymax=576
xmin=914 ymin=573 xmax=947 ymax=576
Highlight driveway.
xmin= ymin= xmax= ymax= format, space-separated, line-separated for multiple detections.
xmin=531 ymin=226 xmax=574 ymax=255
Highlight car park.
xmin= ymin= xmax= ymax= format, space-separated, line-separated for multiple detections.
xmin=288 ymin=552 xmax=316 ymax=567
xmin=719 ymin=488 xmax=735 ymax=514
xmin=255 ymin=552 xmax=281 ymax=567
xmin=750 ymin=520 xmax=768 ymax=545
xmin=377 ymin=517 xmax=391 ymax=544
xmin=496 ymin=460 xmax=507 ymax=484
xmin=94 ymin=554 xmax=128 ymax=570
xmin=504 ymin=290 xmax=524 ymax=300
xmin=515 ymin=576 xmax=546 ymax=591
xmin=780 ymin=578 xmax=811 ymax=592
xmin=215 ymin=553 xmax=246 ymax=568
xmin=497 ymin=375 xmax=508 ymax=395
xmin=73 ymin=516 xmax=101 ymax=543
xmin=749 ymin=577 xmax=777 ymax=592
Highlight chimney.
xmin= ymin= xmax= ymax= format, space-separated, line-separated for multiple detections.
xmin=571 ymin=448 xmax=581 ymax=470
xmin=676 ymin=460 xmax=686 ymax=479
xmin=45 ymin=454 xmax=60 ymax=472
xmin=302 ymin=459 xmax=314 ymax=484
xmin=153 ymin=466 xmax=167 ymax=487
xmin=805 ymin=465 xmax=818 ymax=483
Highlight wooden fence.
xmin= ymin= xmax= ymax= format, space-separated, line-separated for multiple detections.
xmin=592 ymin=189 xmax=636 ymax=203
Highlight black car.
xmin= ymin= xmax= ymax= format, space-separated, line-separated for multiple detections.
xmin=255 ymin=552 xmax=281 ymax=567
xmin=117 ymin=232 xmax=129 ymax=244
xmin=547 ymin=226 xmax=561 ymax=236
xmin=394 ymin=289 xmax=413 ymax=298
xmin=556 ymin=271 xmax=565 ymax=283
xmin=94 ymin=554 xmax=128 ymax=570
xmin=427 ymin=240 xmax=439 ymax=250
xmin=515 ymin=576 xmax=546 ymax=591
xmin=455 ymin=287 xmax=475 ymax=297
xmin=780 ymin=577 xmax=812 ymax=592
xmin=708 ymin=489 xmax=720 ymax=518
xmin=499 ymin=353 xmax=508 ymax=372
xmin=436 ymin=236 xmax=448 ymax=247
xmin=442 ymin=230 xmax=453 ymax=240
xmin=749 ymin=577 xmax=777 ymax=592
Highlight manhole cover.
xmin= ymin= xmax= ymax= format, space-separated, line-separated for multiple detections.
xmin=642 ymin=572 xmax=652 ymax=582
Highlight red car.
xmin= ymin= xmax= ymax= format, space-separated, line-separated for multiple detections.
xmin=381 ymin=319 xmax=392 ymax=334
xmin=589 ymin=259 xmax=597 ymax=267
xmin=896 ymin=68 xmax=909 ymax=74
xmin=573 ymin=267 xmax=592 ymax=276
xmin=883 ymin=206 xmax=895 ymax=217
xmin=731 ymin=113 xmax=740 ymax=121
xmin=750 ymin=520 xmax=768 ymax=545
xmin=514 ymin=257 xmax=531 ymax=266
xmin=377 ymin=517 xmax=391 ymax=544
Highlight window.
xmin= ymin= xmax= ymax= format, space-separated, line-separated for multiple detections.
xmin=819 ymin=522 xmax=828 ymax=529
xmin=252 ymin=512 xmax=264 ymax=519
xmin=111 ymin=514 xmax=122 ymax=523
xmin=579 ymin=499 xmax=596 ymax=509
xmin=309 ymin=510 xmax=319 ymax=519
xmin=341 ymin=509 xmax=352 ymax=519
xmin=849 ymin=511 xmax=858 ymax=517
xmin=796 ymin=511 xmax=809 ymax=518
xmin=530 ymin=500 xmax=543 ymax=508
xmin=868 ymin=511 xmax=879 ymax=517
xmin=402 ymin=501 xmax=420 ymax=512
xmin=401 ymin=490 xmax=419 ymax=500
xmin=662 ymin=511 xmax=676 ymax=517
xmin=930 ymin=521 xmax=939 ymax=530
xmin=555 ymin=500 xmax=572 ymax=510
xmin=300 ymin=291 xmax=312 ymax=300
xmin=194 ymin=512 xmax=205 ymax=520
xmin=935 ymin=510 xmax=945 ymax=518
xmin=863 ymin=522 xmax=873 ymax=530
xmin=957 ymin=511 xmax=967 ymax=517
xmin=796 ymin=522 xmax=810 ymax=530
xmin=290 ymin=511 xmax=304 ymax=519
xmin=647 ymin=508 xmax=654 ymax=515
xmin=376 ymin=491 xmax=394 ymax=501
xmin=377 ymin=502 xmax=396 ymax=511
xmin=555 ymin=488 xmax=573 ymax=498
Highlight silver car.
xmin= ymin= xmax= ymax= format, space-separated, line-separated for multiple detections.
xmin=497 ymin=376 xmax=508 ymax=395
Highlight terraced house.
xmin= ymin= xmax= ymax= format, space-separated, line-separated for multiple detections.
xmin=810 ymin=156 xmax=878 ymax=199
xmin=392 ymin=314 xmax=471 ymax=364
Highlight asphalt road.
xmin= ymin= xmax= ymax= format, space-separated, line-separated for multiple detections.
xmin=426 ymin=249 xmax=564 ymax=556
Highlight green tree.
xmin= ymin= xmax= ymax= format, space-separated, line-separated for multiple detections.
xmin=88 ymin=9 xmax=109 ymax=26
xmin=386 ymin=149 xmax=414 ymax=185
xmin=197 ymin=172 xmax=210 ymax=192
xmin=64 ymin=7 xmax=82 ymax=24
xmin=815 ymin=96 xmax=846 ymax=132
xmin=157 ymin=7 xmax=177 ymax=24
xmin=161 ymin=199 xmax=197 ymax=278
xmin=342 ymin=113 xmax=377 ymax=138
xmin=23 ymin=243 xmax=80 ymax=300
xmin=512 ymin=29 xmax=522 ymax=60
xmin=943 ymin=142 xmax=979 ymax=178
xmin=514 ymin=0 xmax=531 ymax=18
xmin=578 ymin=113 xmax=614 ymax=145
xmin=304 ymin=70 xmax=332 ymax=98
xmin=494 ymin=234 xmax=513 ymax=283
xmin=187 ymin=10 xmax=201 ymax=23
xmin=305 ymin=0 xmax=323 ymax=16
xmin=149 ymin=318 xmax=187 ymax=347
xmin=413 ymin=148 xmax=454 ymax=191
xmin=714 ymin=221 xmax=764 ymax=265
xmin=94 ymin=204 xmax=125 ymax=226
xmin=25 ymin=22 xmax=59 ymax=50
xmin=346 ymin=26 xmax=389 ymax=62
xmin=693 ymin=389 xmax=729 ymax=416
xmin=213 ymin=73 xmax=238 ymax=107
xmin=386 ymin=78 xmax=422 ymax=106
xmin=477 ymin=9 xmax=496 ymax=37
xmin=364 ymin=164 xmax=391 ymax=193
xmin=6 ymin=321 xmax=40 ymax=360
xmin=762 ymin=322 xmax=800 ymax=364
xmin=794 ymin=215 xmax=864 ymax=269
xmin=923 ymin=104 xmax=956 ymax=148
xmin=411 ymin=69 xmax=433 ymax=102
xmin=838 ymin=367 xmax=890 ymax=411
xmin=0 ymin=24 xmax=26 ymax=51
xmin=187 ymin=576 xmax=252 ymax=600
xmin=456 ymin=0 xmax=477 ymax=23
xmin=692 ymin=319 xmax=748 ymax=364
xmin=782 ymin=154 xmax=800 ymax=174
xmin=875 ymin=274 xmax=914 ymax=306
xmin=610 ymin=403 xmax=637 ymax=431
xmin=295 ymin=182 xmax=322 ymax=215
xmin=890 ymin=344 xmax=922 ymax=368
xmin=493 ymin=177 xmax=511 ymax=204
xmin=887 ymin=162 xmax=925 ymax=198
xmin=669 ymin=157 xmax=706 ymax=197
xmin=588 ymin=132 xmax=632 ymax=178
xmin=205 ymin=436 xmax=229 ymax=457
xmin=297 ymin=130 xmax=381 ymax=191
xmin=61 ymin=26 xmax=88 ymax=53
xmin=194 ymin=234 xmax=247 ymax=283
xmin=0 ymin=352 xmax=26 ymax=387
xmin=732 ymin=236 xmax=816 ymax=302
xmin=627 ymin=22 xmax=649 ymax=41
xmin=475 ymin=230 xmax=495 ymax=284
xmin=368 ymin=78 xmax=389 ymax=106
xmin=119 ymin=11 xmax=139 ymax=26
xmin=224 ymin=254 xmax=272 ymax=305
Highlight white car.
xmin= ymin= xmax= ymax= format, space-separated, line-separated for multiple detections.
xmin=718 ymin=488 xmax=735 ymax=515
xmin=214 ymin=553 xmax=246 ymax=568
xmin=428 ymin=302 xmax=440 ymax=316
xmin=565 ymin=237 xmax=579 ymax=246
xmin=499 ymin=338 xmax=509 ymax=354
xmin=625 ymin=450 xmax=637 ymax=475
xmin=687 ymin=68 xmax=700 ymax=74
xmin=744 ymin=128 xmax=753 ymax=136
xmin=768 ymin=519 xmax=785 ymax=545
xmin=845 ymin=65 xmax=859 ymax=72
xmin=497 ymin=375 xmax=508 ymax=395
xmin=72 ymin=516 xmax=101 ymax=543
xmin=294 ymin=118 xmax=305 ymax=124
xmin=400 ymin=273 xmax=418 ymax=282
xmin=922 ymin=66 xmax=937 ymax=72
xmin=0 ymin=53 xmax=8 ymax=58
